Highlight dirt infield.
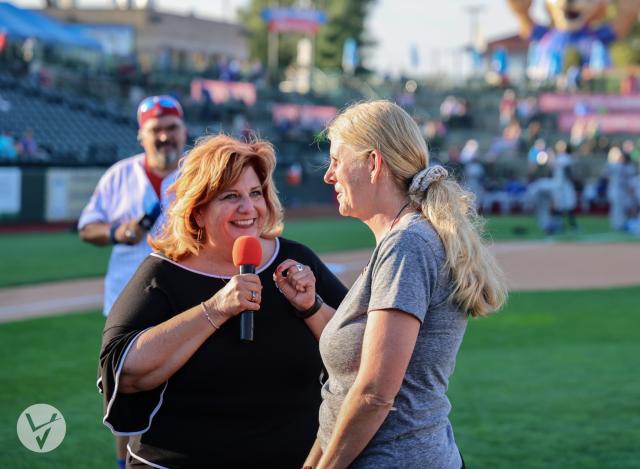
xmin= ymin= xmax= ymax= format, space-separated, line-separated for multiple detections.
xmin=322 ymin=242 xmax=640 ymax=290
xmin=0 ymin=241 xmax=638 ymax=323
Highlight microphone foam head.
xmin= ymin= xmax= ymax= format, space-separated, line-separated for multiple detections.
xmin=232 ymin=236 xmax=262 ymax=267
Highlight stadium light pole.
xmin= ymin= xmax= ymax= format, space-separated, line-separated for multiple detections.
xmin=463 ymin=4 xmax=486 ymax=50
xmin=463 ymin=3 xmax=486 ymax=77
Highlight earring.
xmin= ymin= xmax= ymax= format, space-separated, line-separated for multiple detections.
xmin=196 ymin=228 xmax=204 ymax=243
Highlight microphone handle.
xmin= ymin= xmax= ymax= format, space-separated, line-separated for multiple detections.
xmin=239 ymin=264 xmax=256 ymax=342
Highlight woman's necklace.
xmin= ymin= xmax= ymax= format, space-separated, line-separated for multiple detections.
xmin=360 ymin=202 xmax=411 ymax=278
xmin=388 ymin=201 xmax=411 ymax=234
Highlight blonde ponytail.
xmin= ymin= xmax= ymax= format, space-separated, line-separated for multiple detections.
xmin=409 ymin=175 xmax=507 ymax=317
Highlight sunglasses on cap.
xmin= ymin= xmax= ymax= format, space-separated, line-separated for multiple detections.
xmin=137 ymin=95 xmax=184 ymax=126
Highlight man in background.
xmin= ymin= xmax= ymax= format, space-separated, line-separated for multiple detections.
xmin=78 ymin=95 xmax=187 ymax=469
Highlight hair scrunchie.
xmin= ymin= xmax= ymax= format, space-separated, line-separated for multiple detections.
xmin=409 ymin=165 xmax=449 ymax=195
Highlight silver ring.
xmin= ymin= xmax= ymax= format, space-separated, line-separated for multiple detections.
xmin=295 ymin=264 xmax=304 ymax=272
xmin=125 ymin=229 xmax=135 ymax=240
xmin=250 ymin=290 xmax=257 ymax=302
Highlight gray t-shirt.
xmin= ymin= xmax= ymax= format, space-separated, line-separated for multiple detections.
xmin=318 ymin=213 xmax=467 ymax=468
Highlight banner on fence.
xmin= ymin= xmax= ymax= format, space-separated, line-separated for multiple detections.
xmin=191 ymin=79 xmax=257 ymax=107
xmin=0 ymin=167 xmax=20 ymax=215
xmin=540 ymin=93 xmax=640 ymax=113
xmin=272 ymin=103 xmax=337 ymax=127
xmin=558 ymin=113 xmax=640 ymax=134
xmin=45 ymin=168 xmax=104 ymax=221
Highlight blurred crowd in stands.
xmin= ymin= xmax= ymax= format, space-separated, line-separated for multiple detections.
xmin=2 ymin=50 xmax=640 ymax=232
xmin=0 ymin=128 xmax=47 ymax=161
xmin=421 ymin=88 xmax=640 ymax=234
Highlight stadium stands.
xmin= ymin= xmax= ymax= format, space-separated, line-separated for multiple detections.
xmin=0 ymin=72 xmax=139 ymax=164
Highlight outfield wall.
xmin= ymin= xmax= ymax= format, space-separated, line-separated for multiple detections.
xmin=0 ymin=163 xmax=335 ymax=225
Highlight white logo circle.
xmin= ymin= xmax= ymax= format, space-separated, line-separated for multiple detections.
xmin=16 ymin=403 xmax=66 ymax=453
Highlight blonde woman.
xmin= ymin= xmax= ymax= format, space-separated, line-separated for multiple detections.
xmin=98 ymin=135 xmax=347 ymax=468
xmin=304 ymin=101 xmax=507 ymax=469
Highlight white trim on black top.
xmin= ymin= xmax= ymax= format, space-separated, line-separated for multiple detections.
xmin=127 ymin=444 xmax=170 ymax=469
xmin=102 ymin=328 xmax=169 ymax=437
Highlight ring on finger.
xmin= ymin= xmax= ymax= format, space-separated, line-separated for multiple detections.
xmin=250 ymin=290 xmax=257 ymax=302
xmin=295 ymin=263 xmax=305 ymax=272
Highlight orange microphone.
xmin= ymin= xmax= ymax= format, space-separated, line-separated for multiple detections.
xmin=232 ymin=236 xmax=262 ymax=343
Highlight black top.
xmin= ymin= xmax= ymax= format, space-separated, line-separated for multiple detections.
xmin=99 ymin=238 xmax=347 ymax=468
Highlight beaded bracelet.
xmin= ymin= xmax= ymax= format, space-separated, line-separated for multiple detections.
xmin=200 ymin=302 xmax=220 ymax=331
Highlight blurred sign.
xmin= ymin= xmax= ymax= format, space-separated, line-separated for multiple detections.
xmin=558 ymin=114 xmax=640 ymax=134
xmin=191 ymin=79 xmax=257 ymax=107
xmin=261 ymin=8 xmax=327 ymax=34
xmin=0 ymin=168 xmax=20 ymax=215
xmin=272 ymin=104 xmax=337 ymax=127
xmin=540 ymin=93 xmax=640 ymax=113
xmin=45 ymin=169 xmax=104 ymax=221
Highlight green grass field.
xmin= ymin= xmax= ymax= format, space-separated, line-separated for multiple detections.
xmin=0 ymin=215 xmax=636 ymax=288
xmin=0 ymin=286 xmax=637 ymax=468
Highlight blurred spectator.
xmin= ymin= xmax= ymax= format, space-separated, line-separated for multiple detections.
xmin=454 ymin=98 xmax=471 ymax=128
xmin=522 ymin=120 xmax=542 ymax=152
xmin=528 ymin=138 xmax=547 ymax=168
xmin=232 ymin=114 xmax=251 ymax=140
xmin=627 ymin=169 xmax=640 ymax=235
xmin=488 ymin=47 xmax=509 ymax=86
xmin=622 ymin=139 xmax=635 ymax=159
xmin=439 ymin=96 xmax=458 ymax=122
xmin=571 ymin=117 xmax=602 ymax=156
xmin=526 ymin=176 xmax=556 ymax=233
xmin=439 ymin=96 xmax=470 ymax=128
xmin=447 ymin=144 xmax=461 ymax=165
xmin=550 ymin=141 xmax=578 ymax=231
xmin=461 ymin=145 xmax=484 ymax=210
xmin=499 ymin=89 xmax=517 ymax=127
xmin=487 ymin=119 xmax=521 ymax=159
xmin=460 ymin=139 xmax=479 ymax=164
xmin=606 ymin=146 xmax=634 ymax=230
xmin=594 ymin=135 xmax=610 ymax=155
xmin=0 ymin=130 xmax=17 ymax=160
xmin=228 ymin=59 xmax=241 ymax=81
xmin=516 ymin=96 xmax=539 ymax=126
xmin=19 ymin=128 xmax=38 ymax=157
xmin=248 ymin=60 xmax=265 ymax=82
xmin=564 ymin=65 xmax=582 ymax=92
xmin=570 ymin=117 xmax=587 ymax=149
xmin=286 ymin=162 xmax=303 ymax=186
xmin=580 ymin=174 xmax=609 ymax=213
xmin=422 ymin=119 xmax=447 ymax=152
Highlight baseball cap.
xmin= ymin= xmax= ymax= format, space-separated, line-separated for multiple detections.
xmin=137 ymin=95 xmax=184 ymax=128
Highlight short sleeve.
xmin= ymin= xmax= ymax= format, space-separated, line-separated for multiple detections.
xmin=368 ymin=231 xmax=438 ymax=322
xmin=98 ymin=262 xmax=174 ymax=435
xmin=78 ymin=172 xmax=111 ymax=229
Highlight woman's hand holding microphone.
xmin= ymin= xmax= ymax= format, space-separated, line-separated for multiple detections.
xmin=202 ymin=274 xmax=263 ymax=328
